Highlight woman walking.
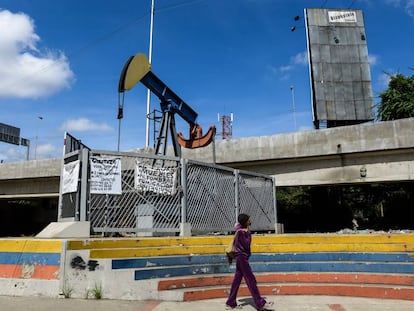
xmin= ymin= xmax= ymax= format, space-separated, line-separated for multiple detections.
xmin=225 ymin=213 xmax=274 ymax=310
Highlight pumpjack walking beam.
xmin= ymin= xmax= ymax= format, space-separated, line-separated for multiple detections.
xmin=118 ymin=53 xmax=216 ymax=157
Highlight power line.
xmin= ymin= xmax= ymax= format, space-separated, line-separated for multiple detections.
xmin=4 ymin=11 xmax=151 ymax=92
xmin=321 ymin=0 xmax=358 ymax=9
xmin=66 ymin=13 xmax=150 ymax=60
xmin=7 ymin=0 xmax=209 ymax=90
xmin=157 ymin=0 xmax=208 ymax=13
xmin=347 ymin=0 xmax=357 ymax=8
xmin=320 ymin=0 xmax=329 ymax=8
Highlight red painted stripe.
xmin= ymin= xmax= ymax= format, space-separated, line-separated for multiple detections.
xmin=182 ymin=284 xmax=414 ymax=301
xmin=329 ymin=304 xmax=346 ymax=311
xmin=158 ymin=275 xmax=232 ymax=290
xmin=0 ymin=264 xmax=59 ymax=279
xmin=262 ymin=284 xmax=414 ymax=300
xmin=158 ymin=272 xmax=414 ymax=291
xmin=256 ymin=272 xmax=414 ymax=286
xmin=139 ymin=301 xmax=161 ymax=311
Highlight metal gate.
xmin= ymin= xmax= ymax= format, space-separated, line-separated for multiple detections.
xmin=185 ymin=160 xmax=276 ymax=234
xmin=58 ymin=134 xmax=276 ymax=236
xmin=88 ymin=151 xmax=182 ymax=235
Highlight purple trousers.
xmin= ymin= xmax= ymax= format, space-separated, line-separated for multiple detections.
xmin=226 ymin=255 xmax=266 ymax=309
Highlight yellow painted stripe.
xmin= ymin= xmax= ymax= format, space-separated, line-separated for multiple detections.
xmin=67 ymin=236 xmax=233 ymax=250
xmin=68 ymin=234 xmax=414 ymax=250
xmin=253 ymin=243 xmax=414 ymax=253
xmin=90 ymin=245 xmax=225 ymax=258
xmin=89 ymin=242 xmax=414 ymax=259
xmin=253 ymin=234 xmax=414 ymax=244
xmin=0 ymin=239 xmax=62 ymax=253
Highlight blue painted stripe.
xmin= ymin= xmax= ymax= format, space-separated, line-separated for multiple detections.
xmin=250 ymin=262 xmax=414 ymax=274
xmin=250 ymin=253 xmax=411 ymax=262
xmin=114 ymin=252 xmax=411 ymax=270
xmin=113 ymin=254 xmax=227 ymax=269
xmin=0 ymin=252 xmax=60 ymax=266
xmin=132 ymin=260 xmax=414 ymax=280
xmin=134 ymin=263 xmax=234 ymax=280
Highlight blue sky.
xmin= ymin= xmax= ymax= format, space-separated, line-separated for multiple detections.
xmin=0 ymin=0 xmax=413 ymax=162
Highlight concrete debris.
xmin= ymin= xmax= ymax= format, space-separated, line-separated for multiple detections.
xmin=336 ymin=228 xmax=414 ymax=234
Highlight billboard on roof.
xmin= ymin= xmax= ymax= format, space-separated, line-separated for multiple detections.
xmin=305 ymin=8 xmax=375 ymax=128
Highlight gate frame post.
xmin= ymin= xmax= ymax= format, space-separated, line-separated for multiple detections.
xmin=79 ymin=148 xmax=89 ymax=222
xmin=234 ymin=169 xmax=240 ymax=224
xmin=180 ymin=158 xmax=191 ymax=236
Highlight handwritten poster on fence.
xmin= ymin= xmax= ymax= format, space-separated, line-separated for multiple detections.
xmin=90 ymin=156 xmax=122 ymax=194
xmin=135 ymin=162 xmax=178 ymax=195
xmin=62 ymin=160 xmax=80 ymax=194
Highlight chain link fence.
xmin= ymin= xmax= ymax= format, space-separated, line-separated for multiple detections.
xmin=59 ymin=133 xmax=276 ymax=236
xmin=89 ymin=152 xmax=182 ymax=235
xmin=185 ymin=160 xmax=275 ymax=234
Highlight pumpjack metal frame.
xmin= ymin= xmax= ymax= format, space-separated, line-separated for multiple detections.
xmin=118 ymin=53 xmax=215 ymax=157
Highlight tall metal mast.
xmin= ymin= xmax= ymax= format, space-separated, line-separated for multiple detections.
xmin=145 ymin=0 xmax=155 ymax=148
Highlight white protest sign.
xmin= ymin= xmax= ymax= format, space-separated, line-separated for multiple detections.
xmin=62 ymin=160 xmax=80 ymax=194
xmin=90 ymin=156 xmax=122 ymax=194
xmin=135 ymin=162 xmax=178 ymax=195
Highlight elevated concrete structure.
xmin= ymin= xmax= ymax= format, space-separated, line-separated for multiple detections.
xmin=183 ymin=118 xmax=414 ymax=186
xmin=1 ymin=118 xmax=414 ymax=200
xmin=0 ymin=158 xmax=61 ymax=199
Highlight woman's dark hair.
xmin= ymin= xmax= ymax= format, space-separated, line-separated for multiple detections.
xmin=238 ymin=213 xmax=250 ymax=227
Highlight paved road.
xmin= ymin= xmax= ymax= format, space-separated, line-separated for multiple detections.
xmin=1 ymin=295 xmax=414 ymax=311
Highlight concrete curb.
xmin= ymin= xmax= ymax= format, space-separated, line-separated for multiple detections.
xmin=1 ymin=295 xmax=414 ymax=311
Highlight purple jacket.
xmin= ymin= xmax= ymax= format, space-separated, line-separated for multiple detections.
xmin=233 ymin=223 xmax=251 ymax=258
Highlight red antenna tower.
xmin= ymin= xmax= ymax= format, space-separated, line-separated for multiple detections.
xmin=217 ymin=113 xmax=233 ymax=139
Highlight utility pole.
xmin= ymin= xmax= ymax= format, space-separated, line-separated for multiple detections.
xmin=290 ymin=85 xmax=297 ymax=131
xmin=145 ymin=0 xmax=155 ymax=148
xmin=34 ymin=116 xmax=43 ymax=160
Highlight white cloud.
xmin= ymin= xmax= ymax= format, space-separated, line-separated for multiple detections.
xmin=291 ymin=51 xmax=308 ymax=66
xmin=406 ymin=0 xmax=414 ymax=16
xmin=278 ymin=51 xmax=308 ymax=73
xmin=274 ymin=51 xmax=308 ymax=80
xmin=385 ymin=0 xmax=414 ymax=16
xmin=279 ymin=65 xmax=293 ymax=72
xmin=384 ymin=0 xmax=401 ymax=6
xmin=60 ymin=118 xmax=113 ymax=132
xmin=0 ymin=9 xmax=39 ymax=54
xmin=377 ymin=72 xmax=392 ymax=89
xmin=0 ymin=9 xmax=74 ymax=99
xmin=368 ymin=54 xmax=379 ymax=65
xmin=0 ymin=147 xmax=26 ymax=162
xmin=35 ymin=143 xmax=60 ymax=159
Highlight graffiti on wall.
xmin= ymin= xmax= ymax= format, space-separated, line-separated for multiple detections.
xmin=70 ymin=256 xmax=99 ymax=271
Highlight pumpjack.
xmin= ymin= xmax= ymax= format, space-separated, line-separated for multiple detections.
xmin=118 ymin=53 xmax=216 ymax=157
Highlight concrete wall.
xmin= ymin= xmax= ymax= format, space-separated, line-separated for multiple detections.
xmin=1 ymin=234 xmax=414 ymax=301
xmin=183 ymin=118 xmax=414 ymax=163
xmin=0 ymin=158 xmax=61 ymax=197
xmin=0 ymin=158 xmax=61 ymax=179
xmin=183 ymin=118 xmax=414 ymax=186
xmin=1 ymin=118 xmax=414 ymax=197
xmin=0 ymin=239 xmax=61 ymax=296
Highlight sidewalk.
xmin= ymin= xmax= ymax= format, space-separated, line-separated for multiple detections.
xmin=1 ymin=295 xmax=414 ymax=311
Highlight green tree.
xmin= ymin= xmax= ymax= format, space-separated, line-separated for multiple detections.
xmin=377 ymin=73 xmax=414 ymax=121
xmin=276 ymin=186 xmax=313 ymax=233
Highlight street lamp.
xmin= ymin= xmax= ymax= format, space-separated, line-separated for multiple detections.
xmin=290 ymin=86 xmax=297 ymax=131
xmin=34 ymin=116 xmax=43 ymax=160
xmin=145 ymin=0 xmax=155 ymax=148
xmin=291 ymin=15 xmax=304 ymax=32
